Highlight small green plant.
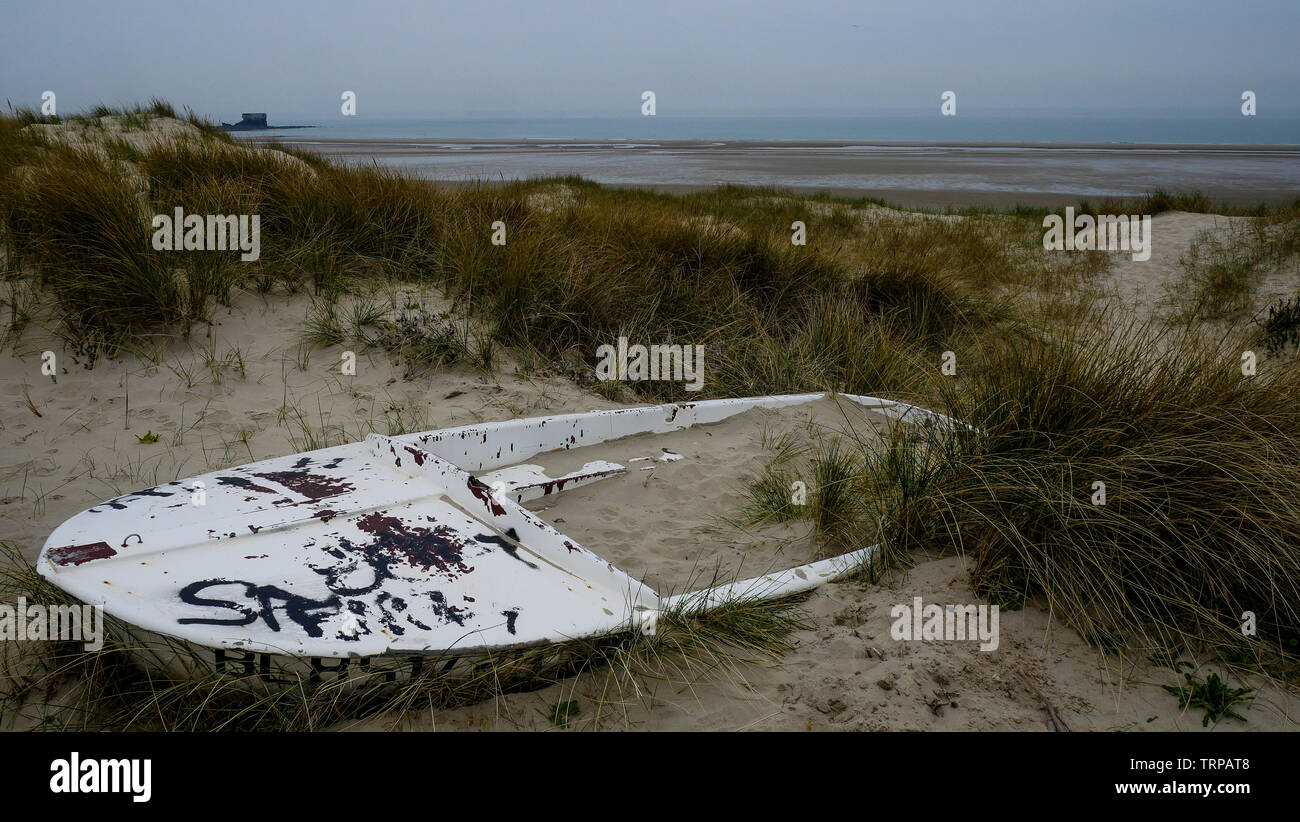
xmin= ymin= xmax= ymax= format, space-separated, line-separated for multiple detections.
xmin=810 ymin=441 xmax=860 ymax=540
xmin=373 ymin=306 xmax=469 ymax=377
xmin=547 ymin=699 xmax=581 ymax=728
xmin=135 ymin=430 xmax=160 ymax=444
xmin=1161 ymin=664 xmax=1254 ymax=727
xmin=1258 ymin=294 xmax=1300 ymax=354
xmin=743 ymin=465 xmax=804 ymax=524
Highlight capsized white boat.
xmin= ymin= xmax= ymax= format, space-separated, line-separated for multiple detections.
xmin=37 ymin=392 xmax=954 ymax=682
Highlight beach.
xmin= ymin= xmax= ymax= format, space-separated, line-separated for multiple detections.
xmin=8 ymin=0 xmax=1300 ymax=802
xmin=6 ymin=241 xmax=1298 ymax=732
xmin=241 ymin=136 xmax=1300 ymax=207
xmin=3 ymin=109 xmax=1300 ymax=736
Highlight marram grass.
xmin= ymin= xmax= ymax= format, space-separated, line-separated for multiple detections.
xmin=1 ymin=103 xmax=1016 ymax=402
xmin=807 ymin=312 xmax=1300 ymax=675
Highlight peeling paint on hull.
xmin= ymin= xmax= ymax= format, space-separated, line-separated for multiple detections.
xmin=37 ymin=393 xmax=956 ymax=683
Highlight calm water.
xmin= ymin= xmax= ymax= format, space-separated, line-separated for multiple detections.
xmin=240 ymin=112 xmax=1300 ymax=145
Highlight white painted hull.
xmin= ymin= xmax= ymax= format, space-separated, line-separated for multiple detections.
xmin=37 ymin=393 xmax=952 ymax=674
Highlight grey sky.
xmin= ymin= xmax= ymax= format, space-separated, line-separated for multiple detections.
xmin=2 ymin=0 xmax=1296 ymax=118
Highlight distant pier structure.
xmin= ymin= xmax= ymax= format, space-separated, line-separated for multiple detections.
xmin=218 ymin=113 xmax=311 ymax=132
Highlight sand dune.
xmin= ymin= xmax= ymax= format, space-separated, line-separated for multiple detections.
xmin=5 ymin=197 xmax=1297 ymax=731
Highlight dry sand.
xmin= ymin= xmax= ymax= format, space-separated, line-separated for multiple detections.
xmin=4 ymin=283 xmax=1297 ymax=731
xmin=1087 ymin=210 xmax=1297 ymax=341
xmin=520 ymin=397 xmax=892 ymax=594
xmin=373 ymin=553 xmax=1300 ymax=732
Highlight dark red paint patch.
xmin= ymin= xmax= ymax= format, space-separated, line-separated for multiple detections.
xmin=467 ymin=479 xmax=506 ymax=515
xmin=254 ymin=469 xmax=354 ymax=501
xmin=49 ymin=541 xmax=117 ymax=566
xmin=537 ymin=467 xmax=621 ymax=496
xmin=352 ymin=512 xmax=475 ymax=578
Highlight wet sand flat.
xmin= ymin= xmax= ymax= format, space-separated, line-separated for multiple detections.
xmin=240 ymin=136 xmax=1300 ymax=207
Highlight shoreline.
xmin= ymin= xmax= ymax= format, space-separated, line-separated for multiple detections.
xmin=239 ymin=135 xmax=1300 ymax=207
xmin=240 ymin=135 xmax=1300 ymax=153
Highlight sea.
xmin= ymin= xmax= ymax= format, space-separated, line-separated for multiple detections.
xmin=232 ymin=111 xmax=1300 ymax=201
xmin=238 ymin=111 xmax=1299 ymax=145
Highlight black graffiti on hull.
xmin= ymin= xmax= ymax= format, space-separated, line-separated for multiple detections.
xmin=178 ymin=578 xmax=339 ymax=637
xmin=369 ymin=590 xmax=469 ymax=635
xmin=216 ymin=476 xmax=278 ymax=495
xmin=175 ymin=512 xmax=540 ymax=640
xmin=89 ymin=486 xmax=177 ymax=512
xmin=474 ymin=529 xmax=537 ymax=569
xmin=177 ymin=576 xmax=476 ymax=641
xmin=301 ymin=514 xmax=501 ymax=638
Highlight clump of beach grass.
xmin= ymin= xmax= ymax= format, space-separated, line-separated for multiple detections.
xmin=1164 ymin=203 xmax=1300 ymax=323
xmin=830 ymin=310 xmax=1300 ymax=675
xmin=739 ymin=402 xmax=908 ymax=559
xmin=1257 ymin=293 xmax=1300 ymax=354
xmin=1171 ymin=221 xmax=1275 ymax=320
xmin=11 ymin=147 xmax=184 ymax=343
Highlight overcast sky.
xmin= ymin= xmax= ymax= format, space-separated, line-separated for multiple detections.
xmin=2 ymin=0 xmax=1296 ymax=118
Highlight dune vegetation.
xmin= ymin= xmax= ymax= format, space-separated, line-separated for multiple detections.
xmin=3 ymin=102 xmax=1300 ymax=729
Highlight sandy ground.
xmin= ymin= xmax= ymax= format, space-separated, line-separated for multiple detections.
xmin=0 ymin=285 xmax=626 ymax=569
xmin=364 ymin=554 xmax=1300 ymax=732
xmin=1088 ymin=210 xmax=1296 ymax=342
xmin=519 ymin=397 xmax=892 ymax=594
xmin=4 ymin=279 xmax=1297 ymax=731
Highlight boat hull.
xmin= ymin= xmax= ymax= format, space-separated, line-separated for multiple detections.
xmin=37 ymin=392 xmax=954 ymax=680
